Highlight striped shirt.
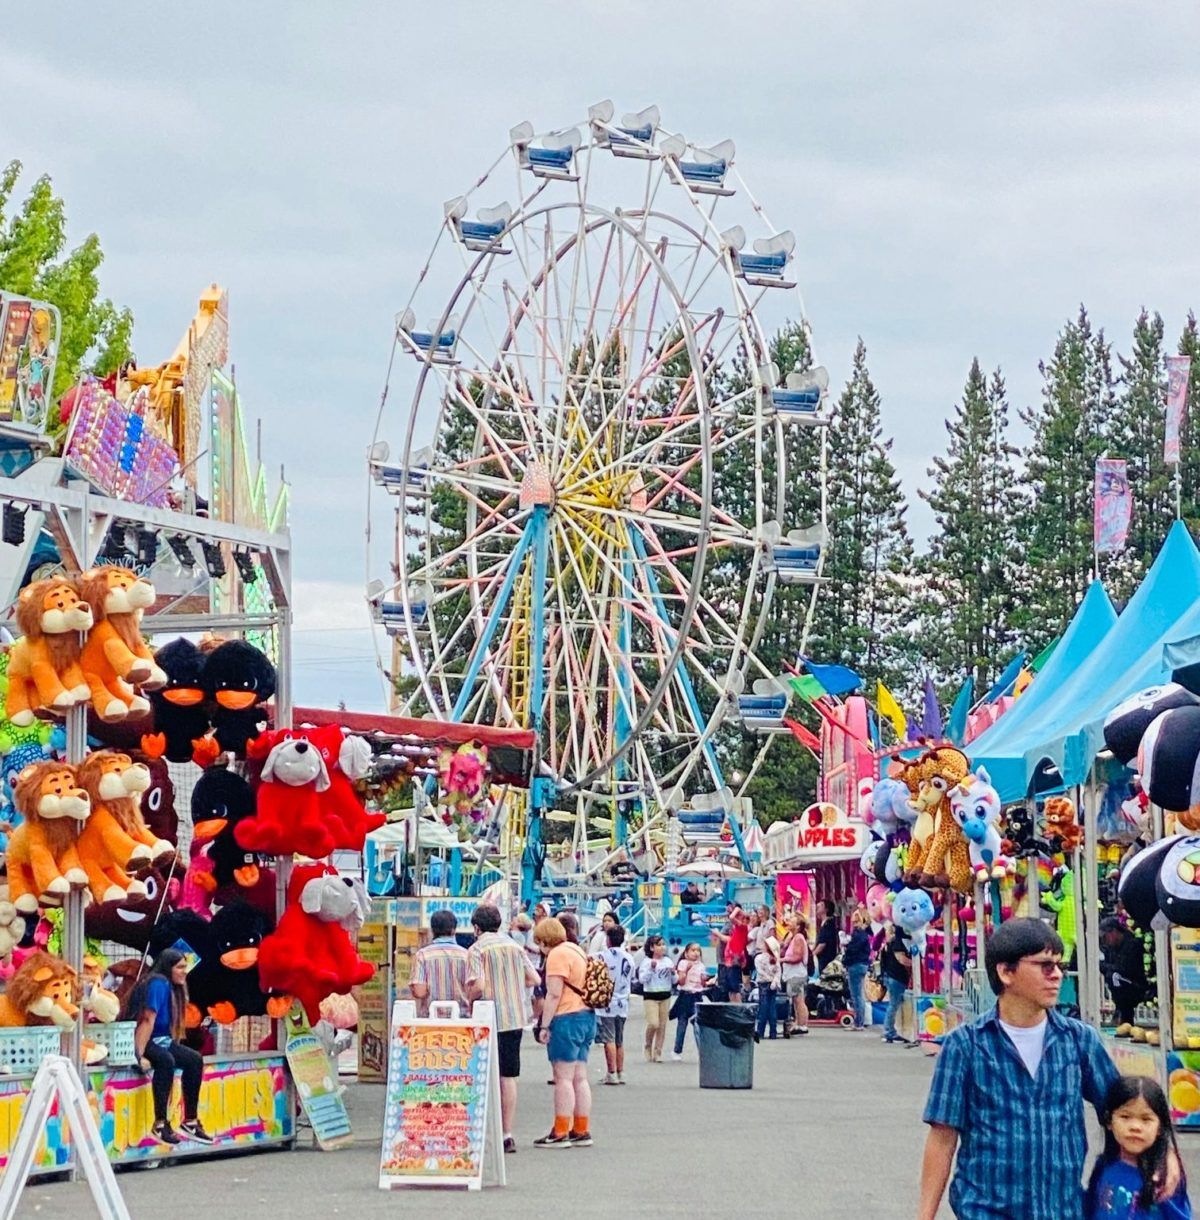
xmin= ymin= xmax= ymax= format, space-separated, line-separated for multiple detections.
xmin=923 ymin=1006 xmax=1119 ymax=1220
xmin=410 ymin=937 xmax=468 ymax=1017
xmin=465 ymin=932 xmax=533 ymax=1033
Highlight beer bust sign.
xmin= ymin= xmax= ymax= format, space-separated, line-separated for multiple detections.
xmin=764 ymin=802 xmax=867 ymax=865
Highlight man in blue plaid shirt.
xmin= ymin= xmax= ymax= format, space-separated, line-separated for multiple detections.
xmin=919 ymin=918 xmax=1119 ymax=1220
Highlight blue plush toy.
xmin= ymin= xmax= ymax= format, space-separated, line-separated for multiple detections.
xmin=892 ymin=887 xmax=936 ymax=956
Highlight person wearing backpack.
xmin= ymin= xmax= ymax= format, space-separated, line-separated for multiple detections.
xmin=534 ymin=916 xmax=604 ymax=1148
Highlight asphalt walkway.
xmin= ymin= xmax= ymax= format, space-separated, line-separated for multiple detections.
xmin=13 ymin=1016 xmax=1200 ymax=1218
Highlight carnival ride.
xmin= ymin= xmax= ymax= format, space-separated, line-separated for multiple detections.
xmin=367 ymin=104 xmax=831 ymax=903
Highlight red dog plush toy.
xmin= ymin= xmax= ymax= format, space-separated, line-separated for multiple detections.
xmin=256 ymin=863 xmax=374 ymax=1023
xmin=239 ymin=726 xmax=384 ymax=857
xmin=237 ymin=730 xmax=336 ymax=859
xmin=305 ymin=724 xmax=385 ymax=849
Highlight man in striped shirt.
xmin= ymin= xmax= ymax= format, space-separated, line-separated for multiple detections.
xmin=466 ymin=903 xmax=540 ymax=1155
xmin=410 ymin=909 xmax=468 ymax=1017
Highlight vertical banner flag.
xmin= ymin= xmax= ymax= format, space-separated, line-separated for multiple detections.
xmin=1094 ymin=458 xmax=1131 ymax=555
xmin=1165 ymin=355 xmax=1191 ymax=465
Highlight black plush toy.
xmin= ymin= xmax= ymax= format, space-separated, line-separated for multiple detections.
xmin=192 ymin=766 xmax=258 ymax=888
xmin=148 ymin=638 xmax=210 ymax=762
xmin=1002 ymin=805 xmax=1053 ymax=859
xmin=203 ymin=641 xmax=276 ymax=757
xmin=150 ymin=902 xmax=273 ymax=1024
xmin=1104 ymin=683 xmax=1200 ymax=767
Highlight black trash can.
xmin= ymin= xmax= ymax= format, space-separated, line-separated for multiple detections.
xmin=694 ymin=1002 xmax=755 ymax=1089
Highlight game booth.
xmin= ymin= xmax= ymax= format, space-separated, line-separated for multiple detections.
xmin=0 ymin=287 xmax=379 ymax=1180
xmin=956 ymin=522 xmax=1200 ymax=1126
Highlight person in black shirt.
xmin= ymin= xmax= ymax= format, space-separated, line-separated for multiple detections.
xmin=813 ymin=899 xmax=839 ymax=974
xmin=879 ymin=924 xmax=913 ymax=1044
xmin=679 ymin=882 xmax=703 ymax=906
xmin=1099 ymin=916 xmax=1150 ymax=1026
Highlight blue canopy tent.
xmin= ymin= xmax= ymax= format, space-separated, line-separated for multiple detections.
xmin=969 ymin=521 xmax=1200 ymax=801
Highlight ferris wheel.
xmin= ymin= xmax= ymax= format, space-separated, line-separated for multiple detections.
xmin=366 ymin=102 xmax=830 ymax=868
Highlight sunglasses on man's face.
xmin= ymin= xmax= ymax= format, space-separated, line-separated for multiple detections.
xmin=1020 ymin=956 xmax=1064 ymax=977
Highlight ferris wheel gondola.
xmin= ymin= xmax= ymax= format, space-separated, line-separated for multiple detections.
xmin=367 ymin=102 xmax=830 ymax=891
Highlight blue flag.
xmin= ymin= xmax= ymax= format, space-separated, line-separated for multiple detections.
xmin=946 ymin=677 xmax=974 ymax=746
xmin=983 ymin=652 xmax=1027 ymax=703
xmin=799 ymin=656 xmax=863 ymax=697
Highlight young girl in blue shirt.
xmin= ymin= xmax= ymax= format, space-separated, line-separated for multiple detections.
xmin=1085 ymin=1075 xmax=1190 ymax=1219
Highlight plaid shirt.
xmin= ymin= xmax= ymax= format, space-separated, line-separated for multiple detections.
xmin=924 ymin=1007 xmax=1118 ymax=1220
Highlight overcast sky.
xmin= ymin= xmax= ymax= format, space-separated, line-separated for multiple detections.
xmin=9 ymin=3 xmax=1200 ymax=709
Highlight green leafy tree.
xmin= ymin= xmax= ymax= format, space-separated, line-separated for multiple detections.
xmin=920 ymin=360 xmax=1023 ymax=689
xmin=0 ymin=161 xmax=133 ymax=400
xmin=1017 ymin=307 xmax=1115 ymax=645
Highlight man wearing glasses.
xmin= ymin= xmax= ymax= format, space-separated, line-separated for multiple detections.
xmin=917 ymin=918 xmax=1121 ymax=1220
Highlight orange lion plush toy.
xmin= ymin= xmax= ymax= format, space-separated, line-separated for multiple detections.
xmin=5 ymin=761 xmax=91 ymax=913
xmin=5 ymin=578 xmax=93 ymax=727
xmin=75 ymin=750 xmax=175 ymax=904
xmin=0 ymin=950 xmax=82 ymax=1029
xmin=78 ymin=567 xmax=166 ymax=722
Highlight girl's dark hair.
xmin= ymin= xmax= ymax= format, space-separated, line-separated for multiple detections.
xmin=644 ymin=935 xmax=664 ymax=954
xmin=1086 ymin=1075 xmax=1182 ymax=1211
xmin=124 ymin=949 xmax=189 ymax=1038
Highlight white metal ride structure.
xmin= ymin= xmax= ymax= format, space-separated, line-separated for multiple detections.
xmin=367 ymin=103 xmax=830 ymax=894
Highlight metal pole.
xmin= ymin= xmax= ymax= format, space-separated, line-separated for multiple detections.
xmin=1025 ymin=797 xmax=1040 ymax=914
xmin=1083 ymin=773 xmax=1101 ymax=1027
xmin=942 ymin=893 xmax=954 ymax=996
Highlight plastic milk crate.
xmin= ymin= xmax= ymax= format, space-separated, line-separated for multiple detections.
xmin=87 ymin=1021 xmax=137 ymax=1066
xmin=0 ymin=1027 xmax=62 ymax=1074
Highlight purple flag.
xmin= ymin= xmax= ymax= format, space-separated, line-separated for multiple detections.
xmin=1166 ymin=355 xmax=1191 ymax=465
xmin=920 ymin=675 xmax=944 ymax=740
xmin=1095 ymin=458 xmax=1131 ymax=555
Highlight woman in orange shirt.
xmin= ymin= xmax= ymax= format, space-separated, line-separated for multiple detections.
xmin=532 ymin=917 xmax=596 ymax=1149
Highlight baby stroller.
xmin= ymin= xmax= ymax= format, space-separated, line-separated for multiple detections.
xmin=805 ymin=960 xmax=856 ymax=1028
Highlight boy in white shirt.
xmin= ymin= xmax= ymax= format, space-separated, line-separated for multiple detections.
xmin=754 ymin=935 xmax=783 ymax=1042
xmin=595 ymin=925 xmax=634 ymax=1085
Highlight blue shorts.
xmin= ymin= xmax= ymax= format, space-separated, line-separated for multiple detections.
xmin=547 ymin=1010 xmax=596 ymax=1063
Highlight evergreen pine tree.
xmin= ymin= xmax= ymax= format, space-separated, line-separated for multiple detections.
xmin=1017 ymin=307 xmax=1114 ymax=643
xmin=1177 ymin=313 xmax=1200 ymax=533
xmin=1107 ymin=310 xmax=1171 ymax=597
xmin=920 ymin=360 xmax=1023 ymax=689
xmin=812 ymin=338 xmax=915 ymax=690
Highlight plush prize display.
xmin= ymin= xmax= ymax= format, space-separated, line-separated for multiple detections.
xmin=1002 ymin=803 xmax=1053 ymax=859
xmin=1117 ymin=835 xmax=1182 ymax=931
xmin=900 ymin=747 xmax=973 ymax=893
xmin=84 ymin=865 xmax=180 ymax=952
xmin=182 ymin=766 xmax=275 ymax=916
xmin=135 ymin=747 xmax=178 ymax=845
xmin=77 ymin=567 xmax=164 ymax=721
xmin=1042 ymin=796 xmax=1083 ymax=854
xmin=1137 ymin=704 xmax=1200 ymax=820
xmin=74 ymin=751 xmax=175 ymax=904
xmin=892 ymin=887 xmax=936 ymax=955
xmin=5 ymin=761 xmax=91 ymax=913
xmin=949 ymin=766 xmax=1013 ymax=882
xmin=1155 ymin=835 xmax=1200 ymax=928
xmin=147 ymin=638 xmax=210 ymax=763
xmin=302 ymin=726 xmax=383 ymax=849
xmin=203 ymin=640 xmax=275 ymax=757
xmin=151 ymin=902 xmax=280 ymax=1026
xmin=257 ymin=863 xmax=374 ymax=1023
xmin=0 ymin=951 xmax=81 ymax=1029
xmin=237 ymin=730 xmax=336 ymax=858
xmin=1104 ymin=683 xmax=1200 ymax=766
xmin=5 ymin=578 xmax=93 ymax=726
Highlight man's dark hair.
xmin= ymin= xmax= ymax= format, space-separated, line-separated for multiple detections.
xmin=559 ymin=911 xmax=580 ymax=942
xmin=821 ymin=899 xmax=836 ymax=919
xmin=430 ymin=909 xmax=458 ymax=939
xmin=1099 ymin=916 xmax=1125 ymax=936
xmin=985 ymin=917 xmax=1064 ymax=995
xmin=471 ymin=903 xmax=502 ymax=934
xmin=606 ymin=925 xmax=626 ymax=948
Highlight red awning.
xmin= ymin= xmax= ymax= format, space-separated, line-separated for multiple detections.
xmin=291 ymin=707 xmax=536 ymax=751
